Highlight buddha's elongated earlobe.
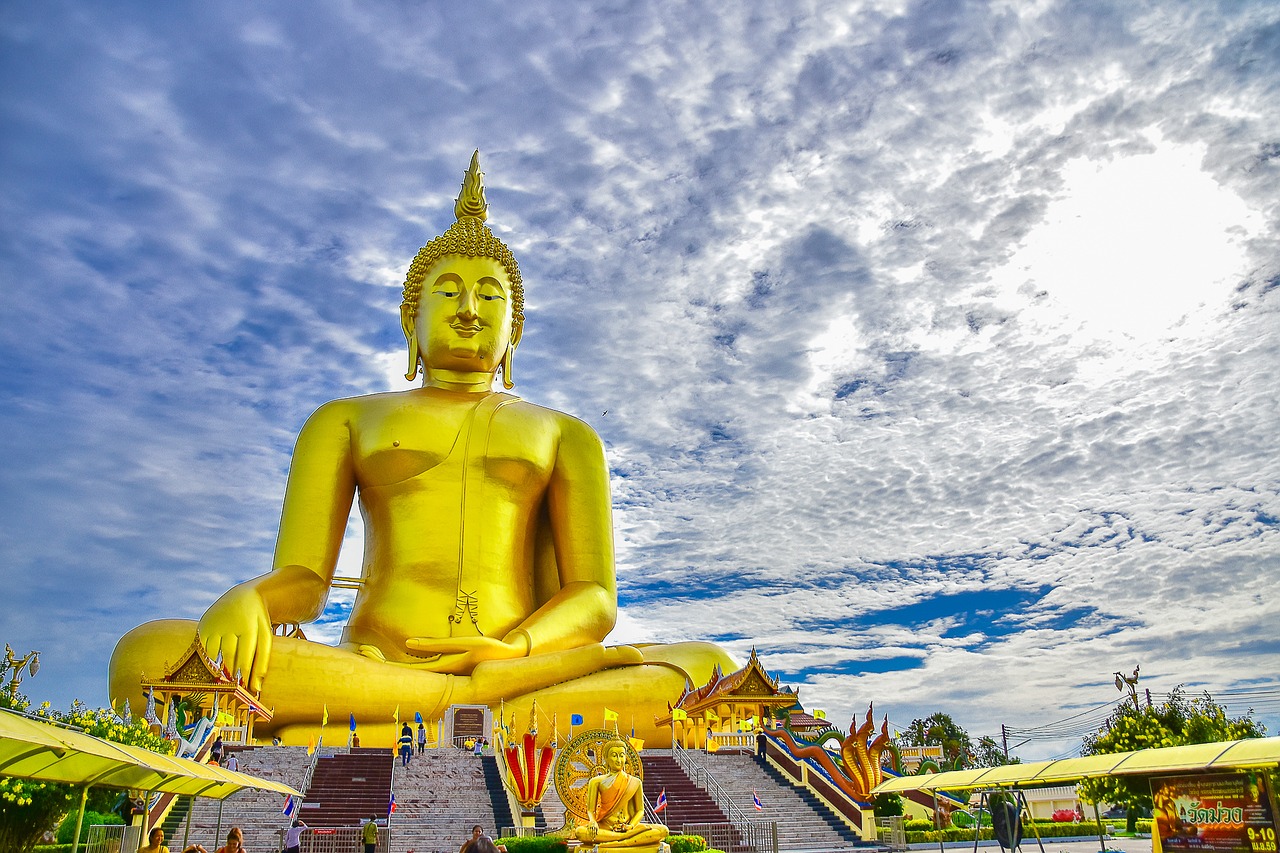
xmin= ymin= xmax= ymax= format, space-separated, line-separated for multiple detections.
xmin=501 ymin=343 xmax=516 ymax=390
xmin=405 ymin=331 xmax=420 ymax=381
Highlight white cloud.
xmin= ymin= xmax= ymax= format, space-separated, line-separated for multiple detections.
xmin=1 ymin=0 xmax=1277 ymax=757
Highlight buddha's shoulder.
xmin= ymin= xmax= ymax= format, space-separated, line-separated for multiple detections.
xmin=303 ymin=390 xmax=409 ymax=421
xmin=303 ymin=391 xmax=599 ymax=436
xmin=496 ymin=397 xmax=605 ymax=443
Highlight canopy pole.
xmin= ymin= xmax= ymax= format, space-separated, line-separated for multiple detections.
xmin=215 ymin=798 xmax=224 ymax=848
xmin=973 ymin=790 xmax=986 ymax=853
xmin=70 ymin=785 xmax=89 ymax=853
xmin=933 ymin=791 xmax=945 ymax=853
xmin=1018 ymin=790 xmax=1045 ymax=853
xmin=182 ymin=796 xmax=193 ymax=851
xmin=1092 ymin=801 xmax=1105 ymax=853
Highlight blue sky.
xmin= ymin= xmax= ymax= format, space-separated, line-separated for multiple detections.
xmin=2 ymin=1 xmax=1278 ymax=760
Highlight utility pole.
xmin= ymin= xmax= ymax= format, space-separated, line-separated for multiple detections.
xmin=1001 ymin=724 xmax=1010 ymax=760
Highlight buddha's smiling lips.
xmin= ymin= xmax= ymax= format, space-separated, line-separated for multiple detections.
xmin=450 ymin=324 xmax=483 ymax=337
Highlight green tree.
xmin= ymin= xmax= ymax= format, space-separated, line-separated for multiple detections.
xmin=901 ymin=712 xmax=974 ymax=767
xmin=971 ymin=735 xmax=1018 ymax=768
xmin=1077 ymin=687 xmax=1264 ymax=832
xmin=0 ymin=690 xmax=174 ymax=852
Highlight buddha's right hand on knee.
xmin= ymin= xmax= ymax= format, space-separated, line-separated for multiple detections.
xmin=197 ymin=584 xmax=273 ymax=694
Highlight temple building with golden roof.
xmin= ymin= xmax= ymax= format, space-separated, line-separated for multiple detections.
xmin=656 ymin=648 xmax=798 ymax=750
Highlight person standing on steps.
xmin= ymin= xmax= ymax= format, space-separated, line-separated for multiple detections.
xmin=362 ymin=815 xmax=378 ymax=853
xmin=282 ymin=818 xmax=307 ymax=853
xmin=398 ymin=723 xmax=414 ymax=767
xmin=417 ymin=721 xmax=426 ymax=754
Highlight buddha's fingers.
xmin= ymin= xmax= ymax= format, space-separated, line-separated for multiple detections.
xmin=468 ymin=643 xmax=644 ymax=702
xmin=250 ymin=609 xmax=272 ymax=693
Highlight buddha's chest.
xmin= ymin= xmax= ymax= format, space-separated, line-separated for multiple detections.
xmin=351 ymin=398 xmax=555 ymax=491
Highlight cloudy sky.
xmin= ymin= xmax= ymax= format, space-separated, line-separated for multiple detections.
xmin=3 ymin=1 xmax=1278 ymax=760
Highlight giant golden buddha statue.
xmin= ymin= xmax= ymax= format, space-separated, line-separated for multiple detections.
xmin=108 ymin=153 xmax=733 ymax=744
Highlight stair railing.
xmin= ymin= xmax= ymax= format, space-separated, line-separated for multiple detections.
xmin=385 ymin=745 xmax=397 ymax=842
xmin=671 ymin=741 xmax=777 ymax=853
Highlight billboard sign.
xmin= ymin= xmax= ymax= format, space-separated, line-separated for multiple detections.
xmin=1152 ymin=772 xmax=1277 ymax=853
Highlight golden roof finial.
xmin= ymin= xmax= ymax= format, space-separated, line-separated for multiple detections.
xmin=454 ymin=149 xmax=488 ymax=222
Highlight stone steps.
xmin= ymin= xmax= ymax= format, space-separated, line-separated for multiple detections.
xmin=385 ymin=746 xmax=501 ymax=853
xmin=183 ymin=746 xmax=312 ymax=853
xmin=685 ymin=751 xmax=871 ymax=851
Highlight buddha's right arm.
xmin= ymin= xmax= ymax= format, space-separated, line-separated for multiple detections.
xmin=198 ymin=401 xmax=356 ymax=691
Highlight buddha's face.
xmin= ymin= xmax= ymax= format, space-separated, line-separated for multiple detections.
xmin=411 ymin=254 xmax=519 ymax=376
xmin=605 ymin=743 xmax=627 ymax=771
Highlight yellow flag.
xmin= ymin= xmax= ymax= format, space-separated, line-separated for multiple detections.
xmin=629 ymin=736 xmax=645 ymax=753
xmin=322 ymin=704 xmax=328 ymax=727
xmin=393 ymin=705 xmax=399 ymax=726
xmin=708 ymin=739 xmax=719 ymax=753
xmin=814 ymin=709 xmax=827 ymax=719
xmin=671 ymin=709 xmax=688 ymax=722
xmin=603 ymin=708 xmax=619 ymax=723
xmin=307 ymin=735 xmax=316 ymax=756
xmin=705 ymin=709 xmax=719 ymax=723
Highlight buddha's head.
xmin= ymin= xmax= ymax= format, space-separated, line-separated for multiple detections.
xmin=603 ymin=738 xmax=629 ymax=771
xmin=401 ymin=151 xmax=524 ymax=388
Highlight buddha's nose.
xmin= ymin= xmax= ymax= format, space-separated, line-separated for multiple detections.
xmin=456 ymin=288 xmax=479 ymax=317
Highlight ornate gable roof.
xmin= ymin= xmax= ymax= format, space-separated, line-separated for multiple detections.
xmin=660 ymin=648 xmax=796 ymax=724
xmin=156 ymin=636 xmax=231 ymax=687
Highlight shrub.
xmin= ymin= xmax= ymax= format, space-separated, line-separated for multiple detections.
xmin=492 ymin=836 xmax=568 ymax=853
xmin=873 ymin=793 xmax=905 ymax=817
xmin=905 ymin=819 xmax=934 ymax=832
xmin=906 ymin=823 xmax=1104 ymax=843
xmin=669 ymin=835 xmax=708 ymax=853
xmin=56 ymin=811 xmax=122 ymax=844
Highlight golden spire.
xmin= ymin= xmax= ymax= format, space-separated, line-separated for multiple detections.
xmin=454 ymin=150 xmax=488 ymax=222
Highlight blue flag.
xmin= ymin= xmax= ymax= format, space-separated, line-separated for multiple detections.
xmin=349 ymin=713 xmax=357 ymax=732
xmin=570 ymin=713 xmax=584 ymax=726
xmin=414 ymin=711 xmax=423 ymax=724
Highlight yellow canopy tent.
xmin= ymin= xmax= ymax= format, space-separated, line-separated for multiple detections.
xmin=871 ymin=737 xmax=1280 ymax=853
xmin=870 ymin=736 xmax=1280 ymax=794
xmin=0 ymin=707 xmax=300 ymax=852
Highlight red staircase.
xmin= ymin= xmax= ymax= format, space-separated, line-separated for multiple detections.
xmin=641 ymin=755 xmax=730 ymax=826
xmin=300 ymin=748 xmax=393 ymax=827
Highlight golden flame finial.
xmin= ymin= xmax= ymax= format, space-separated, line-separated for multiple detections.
xmin=454 ymin=149 xmax=488 ymax=222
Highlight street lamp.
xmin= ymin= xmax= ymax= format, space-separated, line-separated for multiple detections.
xmin=3 ymin=643 xmax=41 ymax=701
xmin=1114 ymin=665 xmax=1140 ymax=711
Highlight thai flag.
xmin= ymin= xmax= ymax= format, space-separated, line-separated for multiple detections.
xmin=654 ymin=789 xmax=667 ymax=813
xmin=281 ymin=795 xmax=297 ymax=817
xmin=387 ymin=793 xmax=396 ymax=816
xmin=753 ymin=791 xmax=763 ymax=811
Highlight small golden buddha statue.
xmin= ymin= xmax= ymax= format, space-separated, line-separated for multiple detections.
xmin=575 ymin=739 xmax=668 ymax=852
xmin=108 ymin=152 xmax=733 ymax=743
